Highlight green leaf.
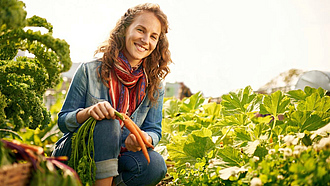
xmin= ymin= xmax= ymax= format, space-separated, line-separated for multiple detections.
xmin=259 ymin=90 xmax=291 ymax=116
xmin=222 ymin=114 xmax=249 ymax=126
xmin=195 ymin=114 xmax=216 ymax=128
xmin=221 ymin=86 xmax=260 ymax=115
xmin=287 ymin=89 xmax=307 ymax=101
xmin=253 ymin=145 xmax=268 ymax=160
xmin=315 ymin=96 xmax=330 ymax=112
xmin=235 ymin=127 xmax=252 ymax=142
xmin=175 ymin=120 xmax=202 ymax=134
xmin=288 ymin=111 xmax=327 ymax=132
xmin=202 ymin=102 xmax=221 ymax=118
xmin=167 ymin=134 xmax=197 ymax=166
xmin=289 ymin=110 xmax=309 ymax=130
xmin=183 ymin=128 xmax=215 ymax=159
xmin=180 ymin=92 xmax=205 ymax=112
xmin=317 ymin=166 xmax=327 ymax=178
xmin=297 ymin=92 xmax=320 ymax=111
xmin=163 ymin=98 xmax=180 ymax=118
xmin=216 ymin=146 xmax=243 ymax=167
xmin=301 ymin=114 xmax=324 ymax=131
xmin=304 ymin=158 xmax=316 ymax=172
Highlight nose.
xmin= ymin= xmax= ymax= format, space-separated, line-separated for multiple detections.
xmin=141 ymin=34 xmax=149 ymax=44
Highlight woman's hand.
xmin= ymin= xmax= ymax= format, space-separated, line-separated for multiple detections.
xmin=87 ymin=101 xmax=116 ymax=120
xmin=125 ymin=131 xmax=152 ymax=152
xmin=76 ymin=101 xmax=116 ymax=124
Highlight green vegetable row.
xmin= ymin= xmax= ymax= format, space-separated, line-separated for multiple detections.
xmin=160 ymin=86 xmax=330 ymax=185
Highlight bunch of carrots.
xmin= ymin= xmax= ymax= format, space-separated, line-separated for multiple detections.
xmin=69 ymin=111 xmax=154 ymax=185
xmin=114 ymin=111 xmax=154 ymax=163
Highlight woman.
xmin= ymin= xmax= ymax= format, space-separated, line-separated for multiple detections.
xmin=52 ymin=3 xmax=172 ymax=186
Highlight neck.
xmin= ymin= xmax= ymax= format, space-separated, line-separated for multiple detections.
xmin=120 ymin=50 xmax=141 ymax=68
xmin=131 ymin=60 xmax=143 ymax=69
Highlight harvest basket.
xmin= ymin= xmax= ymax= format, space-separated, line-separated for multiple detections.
xmin=0 ymin=162 xmax=32 ymax=186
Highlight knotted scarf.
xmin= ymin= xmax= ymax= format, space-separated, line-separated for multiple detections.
xmin=108 ymin=52 xmax=147 ymax=116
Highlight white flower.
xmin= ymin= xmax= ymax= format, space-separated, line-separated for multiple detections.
xmin=268 ymin=149 xmax=276 ymax=155
xmin=218 ymin=166 xmax=247 ymax=180
xmin=278 ymin=135 xmax=284 ymax=140
xmin=283 ymin=135 xmax=298 ymax=146
xmin=283 ymin=148 xmax=293 ymax=157
xmin=326 ymin=157 xmax=330 ymax=163
xmin=278 ymin=148 xmax=285 ymax=153
xmin=294 ymin=145 xmax=307 ymax=152
xmin=253 ymin=156 xmax=260 ymax=162
xmin=277 ymin=175 xmax=284 ymax=180
xmin=317 ymin=136 xmax=330 ymax=150
xmin=293 ymin=145 xmax=307 ymax=156
xmin=293 ymin=150 xmax=300 ymax=157
xmin=250 ymin=177 xmax=262 ymax=186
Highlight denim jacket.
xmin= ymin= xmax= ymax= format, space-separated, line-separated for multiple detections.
xmin=58 ymin=60 xmax=164 ymax=146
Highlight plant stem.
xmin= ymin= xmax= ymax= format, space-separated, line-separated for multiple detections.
xmin=114 ymin=111 xmax=125 ymax=121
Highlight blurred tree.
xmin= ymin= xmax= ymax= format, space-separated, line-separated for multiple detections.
xmin=0 ymin=0 xmax=71 ymax=131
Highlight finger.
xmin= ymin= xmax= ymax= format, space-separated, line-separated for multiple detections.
xmin=125 ymin=134 xmax=136 ymax=152
xmin=99 ymin=102 xmax=111 ymax=119
xmin=126 ymin=134 xmax=141 ymax=152
xmin=91 ymin=106 xmax=105 ymax=120
xmin=130 ymin=133 xmax=141 ymax=147
xmin=129 ymin=133 xmax=136 ymax=145
xmin=105 ymin=105 xmax=116 ymax=119
xmin=134 ymin=146 xmax=141 ymax=152
xmin=105 ymin=103 xmax=116 ymax=119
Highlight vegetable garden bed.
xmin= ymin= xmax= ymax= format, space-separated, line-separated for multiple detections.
xmin=156 ymin=86 xmax=330 ymax=185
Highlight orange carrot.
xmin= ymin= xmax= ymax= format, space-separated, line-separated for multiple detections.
xmin=122 ymin=114 xmax=150 ymax=164
xmin=115 ymin=111 xmax=151 ymax=164
xmin=132 ymin=122 xmax=154 ymax=149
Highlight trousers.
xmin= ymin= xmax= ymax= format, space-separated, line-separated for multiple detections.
xmin=52 ymin=119 xmax=167 ymax=186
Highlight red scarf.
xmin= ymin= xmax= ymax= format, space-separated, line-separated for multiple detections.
xmin=108 ymin=52 xmax=147 ymax=116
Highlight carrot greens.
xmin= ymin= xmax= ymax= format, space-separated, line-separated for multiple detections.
xmin=68 ymin=117 xmax=96 ymax=186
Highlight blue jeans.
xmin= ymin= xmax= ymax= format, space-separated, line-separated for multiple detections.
xmin=52 ymin=119 xmax=167 ymax=186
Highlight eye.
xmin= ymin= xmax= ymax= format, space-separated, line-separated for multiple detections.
xmin=151 ymin=35 xmax=158 ymax=40
xmin=137 ymin=28 xmax=144 ymax=33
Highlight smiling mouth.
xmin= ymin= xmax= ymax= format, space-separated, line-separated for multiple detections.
xmin=135 ymin=43 xmax=147 ymax=52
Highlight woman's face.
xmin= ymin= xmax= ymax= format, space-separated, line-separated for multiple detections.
xmin=123 ymin=11 xmax=161 ymax=66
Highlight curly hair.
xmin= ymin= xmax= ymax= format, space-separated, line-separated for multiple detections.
xmin=95 ymin=3 xmax=172 ymax=104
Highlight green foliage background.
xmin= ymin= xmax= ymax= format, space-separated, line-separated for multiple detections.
xmin=2 ymin=1 xmax=330 ymax=185
xmin=160 ymin=86 xmax=330 ymax=185
xmin=0 ymin=0 xmax=71 ymax=132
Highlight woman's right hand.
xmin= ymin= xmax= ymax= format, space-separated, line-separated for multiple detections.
xmin=76 ymin=101 xmax=116 ymax=124
xmin=87 ymin=101 xmax=116 ymax=120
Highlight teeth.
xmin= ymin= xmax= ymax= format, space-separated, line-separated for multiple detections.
xmin=136 ymin=44 xmax=146 ymax=51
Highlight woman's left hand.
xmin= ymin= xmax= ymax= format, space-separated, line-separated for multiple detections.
xmin=125 ymin=131 xmax=152 ymax=152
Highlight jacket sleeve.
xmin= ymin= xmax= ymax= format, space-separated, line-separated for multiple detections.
xmin=140 ymin=85 xmax=165 ymax=146
xmin=58 ymin=63 xmax=87 ymax=133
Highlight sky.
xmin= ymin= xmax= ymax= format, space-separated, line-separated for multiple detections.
xmin=23 ymin=0 xmax=330 ymax=97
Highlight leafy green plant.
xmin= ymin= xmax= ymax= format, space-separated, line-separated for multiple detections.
xmin=247 ymin=132 xmax=330 ymax=186
xmin=0 ymin=0 xmax=71 ymax=132
xmin=13 ymin=78 xmax=69 ymax=156
xmin=160 ymin=86 xmax=330 ymax=185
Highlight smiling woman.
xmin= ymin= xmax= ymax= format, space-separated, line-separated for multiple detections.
xmin=123 ymin=12 xmax=161 ymax=67
xmin=52 ymin=3 xmax=172 ymax=186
